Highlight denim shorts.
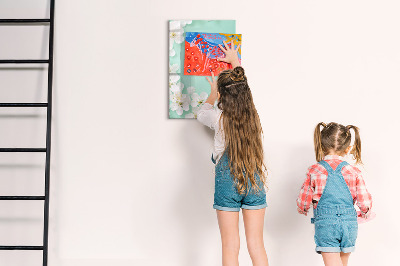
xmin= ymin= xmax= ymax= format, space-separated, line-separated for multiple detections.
xmin=213 ymin=154 xmax=267 ymax=212
xmin=312 ymin=209 xmax=358 ymax=253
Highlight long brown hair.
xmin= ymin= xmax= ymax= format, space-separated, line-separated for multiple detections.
xmin=314 ymin=122 xmax=362 ymax=164
xmin=217 ymin=66 xmax=267 ymax=194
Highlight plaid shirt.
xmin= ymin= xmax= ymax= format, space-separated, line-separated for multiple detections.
xmin=297 ymin=155 xmax=372 ymax=218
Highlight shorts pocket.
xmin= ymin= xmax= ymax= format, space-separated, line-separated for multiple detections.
xmin=215 ymin=171 xmax=236 ymax=192
xmin=215 ymin=168 xmax=232 ymax=181
xmin=314 ymin=218 xmax=340 ymax=247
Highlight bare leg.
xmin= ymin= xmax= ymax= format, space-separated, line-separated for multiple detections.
xmin=242 ymin=208 xmax=269 ymax=266
xmin=216 ymin=210 xmax=240 ymax=266
xmin=321 ymin=252 xmax=343 ymax=266
xmin=340 ymin=252 xmax=351 ymax=266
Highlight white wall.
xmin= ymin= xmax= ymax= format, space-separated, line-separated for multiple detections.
xmin=1 ymin=0 xmax=399 ymax=265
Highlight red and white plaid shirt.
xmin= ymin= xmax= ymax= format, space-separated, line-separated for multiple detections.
xmin=297 ymin=155 xmax=372 ymax=218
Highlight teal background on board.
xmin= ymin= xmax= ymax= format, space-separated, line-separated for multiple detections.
xmin=169 ymin=20 xmax=236 ymax=118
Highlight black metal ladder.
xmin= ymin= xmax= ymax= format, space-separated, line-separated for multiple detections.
xmin=0 ymin=1 xmax=55 ymax=265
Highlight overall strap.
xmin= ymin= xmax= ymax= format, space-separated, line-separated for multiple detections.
xmin=313 ymin=159 xmax=355 ymax=219
xmin=211 ymin=153 xmax=216 ymax=164
xmin=334 ymin=161 xmax=349 ymax=173
xmin=318 ymin=160 xmax=333 ymax=174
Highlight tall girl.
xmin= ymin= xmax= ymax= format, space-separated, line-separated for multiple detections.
xmin=297 ymin=122 xmax=373 ymax=266
xmin=197 ymin=41 xmax=269 ymax=266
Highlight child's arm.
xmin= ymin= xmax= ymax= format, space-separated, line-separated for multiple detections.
xmin=197 ymin=103 xmax=219 ymax=130
xmin=355 ymin=169 xmax=373 ymax=218
xmin=204 ymin=72 xmax=218 ymax=105
xmin=296 ymin=170 xmax=315 ymax=216
xmin=217 ymin=40 xmax=241 ymax=68
xmin=197 ymin=72 xmax=219 ymax=129
xmin=203 ymin=39 xmax=241 ymax=107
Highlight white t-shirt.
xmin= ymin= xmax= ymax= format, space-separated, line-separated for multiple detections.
xmin=197 ymin=102 xmax=225 ymax=164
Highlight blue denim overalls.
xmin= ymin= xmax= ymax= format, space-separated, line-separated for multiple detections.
xmin=311 ymin=160 xmax=358 ymax=254
xmin=211 ymin=151 xmax=267 ymax=211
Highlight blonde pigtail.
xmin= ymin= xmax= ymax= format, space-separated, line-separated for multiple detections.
xmin=314 ymin=122 xmax=326 ymax=162
xmin=347 ymin=125 xmax=362 ymax=164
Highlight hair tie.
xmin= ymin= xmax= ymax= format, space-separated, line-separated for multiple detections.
xmin=346 ymin=125 xmax=352 ymax=136
xmin=225 ymin=81 xmax=246 ymax=88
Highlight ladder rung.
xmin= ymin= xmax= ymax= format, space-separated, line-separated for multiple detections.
xmin=0 ymin=60 xmax=49 ymax=64
xmin=0 ymin=103 xmax=48 ymax=107
xmin=0 ymin=148 xmax=46 ymax=152
xmin=0 ymin=196 xmax=45 ymax=200
xmin=0 ymin=19 xmax=50 ymax=23
xmin=0 ymin=245 xmax=44 ymax=250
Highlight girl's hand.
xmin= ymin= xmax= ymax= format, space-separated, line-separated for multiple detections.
xmin=297 ymin=207 xmax=308 ymax=216
xmin=218 ymin=40 xmax=241 ymax=68
xmin=205 ymin=72 xmax=218 ymax=105
xmin=206 ymin=71 xmax=217 ymax=94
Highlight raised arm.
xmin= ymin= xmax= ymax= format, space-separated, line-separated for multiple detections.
xmin=197 ymin=72 xmax=219 ymax=129
xmin=197 ymin=102 xmax=219 ymax=130
xmin=203 ymin=40 xmax=241 ymax=106
xmin=198 ymin=40 xmax=241 ymax=127
xmin=204 ymin=72 xmax=218 ymax=105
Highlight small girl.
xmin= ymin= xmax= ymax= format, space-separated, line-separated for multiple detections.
xmin=197 ymin=41 xmax=269 ymax=266
xmin=297 ymin=122 xmax=373 ymax=266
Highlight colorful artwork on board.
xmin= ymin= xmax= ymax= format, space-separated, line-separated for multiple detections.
xmin=169 ymin=20 xmax=236 ymax=119
xmin=184 ymin=32 xmax=241 ymax=76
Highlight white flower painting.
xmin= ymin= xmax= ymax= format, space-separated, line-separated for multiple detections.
xmin=170 ymin=92 xmax=190 ymax=116
xmin=169 ymin=75 xmax=184 ymax=94
xmin=190 ymin=92 xmax=208 ymax=107
xmin=169 ymin=64 xmax=179 ymax=74
xmin=168 ymin=20 xmax=236 ymax=118
xmin=185 ymin=106 xmax=201 ymax=119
